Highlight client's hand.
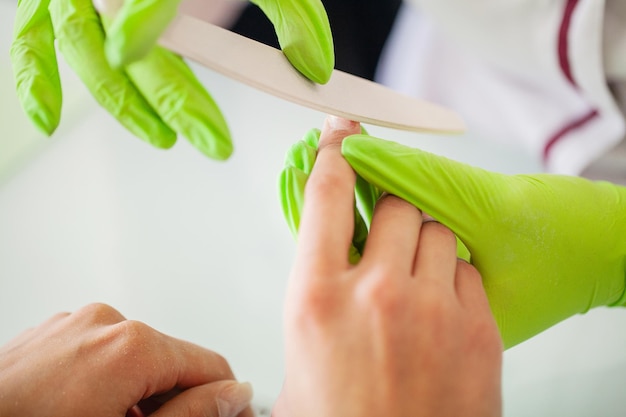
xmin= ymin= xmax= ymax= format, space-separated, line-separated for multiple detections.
xmin=275 ymin=117 xmax=503 ymax=417
xmin=0 ymin=303 xmax=253 ymax=417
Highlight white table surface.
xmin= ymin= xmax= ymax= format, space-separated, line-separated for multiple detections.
xmin=1 ymin=1 xmax=625 ymax=415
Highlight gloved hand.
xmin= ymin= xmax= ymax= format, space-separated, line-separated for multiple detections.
xmin=10 ymin=0 xmax=333 ymax=160
xmin=101 ymin=0 xmax=334 ymax=83
xmin=338 ymin=134 xmax=626 ymax=349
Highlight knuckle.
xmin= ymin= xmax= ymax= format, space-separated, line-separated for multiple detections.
xmin=115 ymin=319 xmax=152 ymax=343
xmin=416 ymin=293 xmax=447 ymax=320
xmin=374 ymin=194 xmax=421 ymax=221
xmin=104 ymin=319 xmax=156 ymax=360
xmin=295 ymin=283 xmax=340 ymax=323
xmin=456 ymin=259 xmax=481 ymax=280
xmin=75 ymin=302 xmax=124 ymax=324
xmin=468 ymin=318 xmax=503 ymax=354
xmin=357 ymin=272 xmax=405 ymax=315
xmin=305 ymin=167 xmax=351 ymax=202
xmin=209 ymin=352 xmax=234 ymax=378
xmin=412 ymin=283 xmax=454 ymax=320
xmin=74 ymin=320 xmax=151 ymax=367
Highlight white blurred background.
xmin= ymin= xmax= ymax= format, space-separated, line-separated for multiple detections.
xmin=1 ymin=1 xmax=626 ymax=415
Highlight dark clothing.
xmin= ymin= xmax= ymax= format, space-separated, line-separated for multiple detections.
xmin=229 ymin=0 xmax=401 ymax=80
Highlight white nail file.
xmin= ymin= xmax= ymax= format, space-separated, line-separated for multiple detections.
xmin=159 ymin=13 xmax=465 ymax=134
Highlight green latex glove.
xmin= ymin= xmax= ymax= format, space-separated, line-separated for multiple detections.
xmin=339 ymin=134 xmax=626 ymax=349
xmin=10 ymin=0 xmax=333 ymax=160
xmin=103 ymin=0 xmax=334 ymax=84
xmin=280 ymin=128 xmax=380 ymax=265
xmin=11 ymin=0 xmax=230 ymax=158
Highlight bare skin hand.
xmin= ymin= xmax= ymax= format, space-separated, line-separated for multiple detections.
xmin=274 ymin=116 xmax=503 ymax=417
xmin=0 ymin=303 xmax=254 ymax=417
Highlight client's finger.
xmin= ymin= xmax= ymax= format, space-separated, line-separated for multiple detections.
xmin=296 ymin=116 xmax=361 ymax=275
xmin=413 ymin=221 xmax=458 ymax=286
xmin=360 ymin=194 xmax=422 ymax=275
xmin=455 ymin=259 xmax=491 ymax=313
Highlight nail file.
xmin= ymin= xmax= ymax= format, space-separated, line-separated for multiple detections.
xmin=158 ymin=13 xmax=465 ymax=134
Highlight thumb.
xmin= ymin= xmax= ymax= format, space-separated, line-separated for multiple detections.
xmin=149 ymin=380 xmax=254 ymax=417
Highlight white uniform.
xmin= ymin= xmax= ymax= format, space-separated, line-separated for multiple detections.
xmin=376 ymin=0 xmax=626 ymax=177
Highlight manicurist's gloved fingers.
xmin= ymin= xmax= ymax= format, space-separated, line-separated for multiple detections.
xmin=280 ymin=128 xmax=323 ymax=238
xmin=342 ymin=134 xmax=498 ymax=247
xmin=103 ymin=0 xmax=334 ymax=84
xmin=99 ymin=0 xmax=182 ymax=67
xmin=124 ymin=47 xmax=232 ymax=160
xmin=11 ymin=0 xmax=62 ymax=135
xmin=48 ymin=0 xmax=177 ymax=148
xmin=252 ymin=0 xmax=334 ymax=83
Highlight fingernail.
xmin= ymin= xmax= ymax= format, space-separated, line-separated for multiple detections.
xmin=217 ymin=382 xmax=253 ymax=417
xmin=327 ymin=115 xmax=357 ymax=130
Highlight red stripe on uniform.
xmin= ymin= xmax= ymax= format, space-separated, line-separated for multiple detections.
xmin=558 ymin=0 xmax=579 ymax=87
xmin=544 ymin=0 xmax=598 ymax=164
xmin=543 ymin=109 xmax=599 ymax=160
